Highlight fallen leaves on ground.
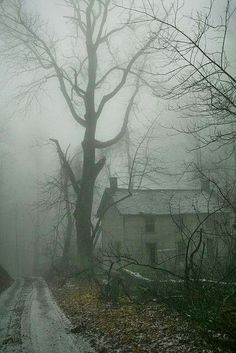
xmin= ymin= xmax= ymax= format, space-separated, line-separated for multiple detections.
xmin=51 ymin=280 xmax=232 ymax=353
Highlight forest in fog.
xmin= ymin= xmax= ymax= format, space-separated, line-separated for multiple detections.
xmin=0 ymin=0 xmax=234 ymax=276
xmin=0 ymin=1 xmax=235 ymax=352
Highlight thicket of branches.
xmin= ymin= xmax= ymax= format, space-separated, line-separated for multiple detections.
xmin=121 ymin=0 xmax=236 ymax=153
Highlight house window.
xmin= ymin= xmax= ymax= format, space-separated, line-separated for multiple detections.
xmin=114 ymin=241 xmax=121 ymax=254
xmin=145 ymin=215 xmax=155 ymax=233
xmin=178 ymin=215 xmax=184 ymax=232
xmin=146 ymin=243 xmax=157 ymax=265
xmin=173 ymin=215 xmax=184 ymax=232
xmin=177 ymin=240 xmax=186 ymax=263
xmin=207 ymin=238 xmax=215 ymax=261
xmin=111 ymin=241 xmax=122 ymax=261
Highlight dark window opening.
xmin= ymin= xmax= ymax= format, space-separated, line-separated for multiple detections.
xmin=174 ymin=215 xmax=184 ymax=232
xmin=114 ymin=241 xmax=121 ymax=252
xmin=146 ymin=243 xmax=157 ymax=265
xmin=114 ymin=241 xmax=122 ymax=260
xmin=178 ymin=215 xmax=184 ymax=232
xmin=207 ymin=238 xmax=216 ymax=261
xmin=177 ymin=240 xmax=186 ymax=262
xmin=145 ymin=215 xmax=155 ymax=233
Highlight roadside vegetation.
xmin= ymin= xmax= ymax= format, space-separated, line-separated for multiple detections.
xmin=49 ymin=266 xmax=236 ymax=353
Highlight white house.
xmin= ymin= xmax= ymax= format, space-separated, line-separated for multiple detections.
xmin=97 ymin=178 xmax=230 ymax=271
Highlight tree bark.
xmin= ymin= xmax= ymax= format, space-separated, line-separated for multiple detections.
xmin=75 ymin=124 xmax=95 ymax=271
xmin=74 ymin=119 xmax=106 ymax=271
xmin=61 ymin=174 xmax=74 ymax=268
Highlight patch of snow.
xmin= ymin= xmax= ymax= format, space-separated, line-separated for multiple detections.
xmin=0 ymin=277 xmax=95 ymax=353
xmin=122 ymin=269 xmax=153 ymax=282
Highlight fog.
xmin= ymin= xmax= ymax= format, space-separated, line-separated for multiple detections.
xmin=0 ymin=0 xmax=235 ymax=277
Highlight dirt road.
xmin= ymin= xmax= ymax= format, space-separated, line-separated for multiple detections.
xmin=0 ymin=277 xmax=94 ymax=353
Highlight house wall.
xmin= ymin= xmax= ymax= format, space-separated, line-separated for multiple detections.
xmin=101 ymin=208 xmax=230 ymax=271
xmin=123 ymin=214 xmax=179 ymax=263
xmin=101 ymin=209 xmax=183 ymax=265
xmin=101 ymin=206 xmax=125 ymax=253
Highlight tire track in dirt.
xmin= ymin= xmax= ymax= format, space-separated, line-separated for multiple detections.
xmin=26 ymin=277 xmax=94 ymax=353
xmin=0 ymin=278 xmax=33 ymax=352
xmin=0 ymin=277 xmax=95 ymax=353
xmin=0 ymin=279 xmax=23 ymax=351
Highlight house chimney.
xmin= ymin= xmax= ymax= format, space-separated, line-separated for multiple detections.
xmin=109 ymin=177 xmax=118 ymax=192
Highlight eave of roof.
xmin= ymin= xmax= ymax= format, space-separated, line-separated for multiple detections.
xmin=97 ymin=187 xmax=226 ymax=218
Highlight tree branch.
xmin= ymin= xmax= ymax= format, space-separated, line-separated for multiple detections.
xmin=50 ymin=138 xmax=80 ymax=195
xmin=95 ymin=77 xmax=140 ymax=148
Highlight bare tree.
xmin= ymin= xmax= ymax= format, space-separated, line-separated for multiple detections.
xmin=123 ymin=0 xmax=236 ymax=153
xmin=0 ymin=0 xmax=160 ymax=271
xmin=37 ymin=143 xmax=79 ymax=270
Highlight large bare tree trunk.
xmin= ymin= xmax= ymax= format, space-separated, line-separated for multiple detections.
xmin=75 ymin=141 xmax=95 ymax=270
xmin=0 ymin=0 xmax=150 ymax=273
xmin=75 ymin=123 xmax=105 ymax=272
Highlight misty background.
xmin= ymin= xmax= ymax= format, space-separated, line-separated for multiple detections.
xmin=0 ymin=0 xmax=235 ymax=276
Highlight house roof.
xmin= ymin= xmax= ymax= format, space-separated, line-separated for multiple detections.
xmin=97 ymin=188 xmax=224 ymax=217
